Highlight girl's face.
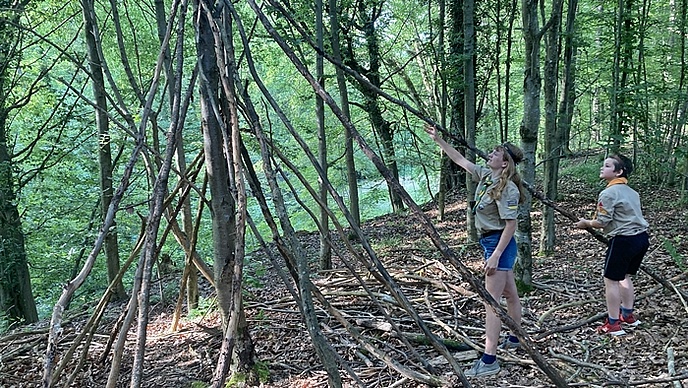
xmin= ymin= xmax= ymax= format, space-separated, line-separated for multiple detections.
xmin=487 ymin=147 xmax=507 ymax=171
xmin=600 ymin=158 xmax=620 ymax=180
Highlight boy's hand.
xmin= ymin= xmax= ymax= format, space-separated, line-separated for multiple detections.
xmin=575 ymin=218 xmax=589 ymax=229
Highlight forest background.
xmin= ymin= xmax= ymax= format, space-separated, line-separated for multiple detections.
xmin=0 ymin=0 xmax=687 ymax=386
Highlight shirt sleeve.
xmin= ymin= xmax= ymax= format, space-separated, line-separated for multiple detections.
xmin=497 ymin=183 xmax=520 ymax=220
xmin=595 ymin=189 xmax=615 ymax=226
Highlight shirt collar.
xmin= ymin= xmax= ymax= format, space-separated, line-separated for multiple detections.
xmin=606 ymin=177 xmax=628 ymax=187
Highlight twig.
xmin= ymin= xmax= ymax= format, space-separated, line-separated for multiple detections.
xmin=666 ymin=347 xmax=682 ymax=388
xmin=601 ymin=371 xmax=688 ymax=386
xmin=536 ymin=298 xmax=602 ymax=327
xmin=535 ymin=312 xmax=606 ymax=340
xmin=549 ymin=348 xmax=618 ymax=381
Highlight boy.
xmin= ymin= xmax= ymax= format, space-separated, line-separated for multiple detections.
xmin=575 ymin=154 xmax=650 ymax=336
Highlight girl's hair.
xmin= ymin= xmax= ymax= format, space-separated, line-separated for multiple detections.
xmin=491 ymin=142 xmax=526 ymax=203
xmin=609 ymin=154 xmax=634 ymax=177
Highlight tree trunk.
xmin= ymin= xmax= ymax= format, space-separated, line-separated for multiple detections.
xmin=196 ymin=0 xmax=235 ymax=326
xmin=346 ymin=0 xmax=404 ymax=213
xmin=610 ymin=0 xmax=635 ymax=152
xmin=82 ymin=0 xmax=127 ymax=301
xmin=328 ymin=0 xmax=360 ymax=230
xmin=154 ymin=0 xmax=200 ymax=310
xmin=196 ymin=2 xmax=258 ymax=385
xmin=559 ymin=0 xmax=579 ymax=155
xmin=443 ymin=0 xmax=466 ymax=220
xmin=0 ymin=115 xmax=38 ymax=326
xmin=0 ymin=0 xmax=38 ymax=327
xmin=497 ymin=0 xmax=519 ymax=140
xmin=463 ymin=0 xmax=479 ymax=242
xmin=435 ymin=0 xmax=451 ymax=220
xmin=515 ymin=0 xmax=541 ymax=292
xmin=539 ymin=0 xmax=564 ymax=256
xmin=316 ymin=0 xmax=331 ymax=270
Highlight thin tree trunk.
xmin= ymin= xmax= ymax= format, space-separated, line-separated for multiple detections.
xmin=82 ymin=0 xmax=127 ymax=301
xmin=435 ymin=0 xmax=450 ymax=220
xmin=559 ymin=0 xmax=578 ymax=155
xmin=539 ymin=0 xmax=564 ymax=256
xmin=196 ymin=2 xmax=257 ymax=385
xmin=515 ymin=0 xmax=541 ymax=291
xmin=610 ymin=0 xmax=635 ymax=152
xmin=346 ymin=0 xmax=404 ymax=213
xmin=316 ymin=0 xmax=331 ymax=270
xmin=463 ymin=0 xmax=478 ymax=243
xmin=0 ymin=112 xmax=38 ymax=324
xmin=445 ymin=0 xmax=467 ymax=221
xmin=154 ymin=0 xmax=200 ymax=310
xmin=328 ymin=0 xmax=360 ymax=229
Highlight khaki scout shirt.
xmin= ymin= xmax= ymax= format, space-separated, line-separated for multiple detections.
xmin=595 ymin=178 xmax=649 ymax=238
xmin=471 ymin=165 xmax=520 ymax=235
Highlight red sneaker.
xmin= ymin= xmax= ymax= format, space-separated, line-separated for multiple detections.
xmin=620 ymin=312 xmax=641 ymax=327
xmin=597 ymin=318 xmax=626 ymax=336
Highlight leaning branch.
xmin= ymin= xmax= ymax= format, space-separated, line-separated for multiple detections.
xmin=248 ymin=1 xmax=568 ymax=386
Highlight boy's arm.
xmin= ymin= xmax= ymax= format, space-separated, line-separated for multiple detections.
xmin=575 ymin=218 xmax=603 ymax=229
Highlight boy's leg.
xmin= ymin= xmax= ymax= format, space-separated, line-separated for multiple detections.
xmin=619 ymin=275 xmax=635 ymax=310
xmin=604 ymin=277 xmax=622 ymax=319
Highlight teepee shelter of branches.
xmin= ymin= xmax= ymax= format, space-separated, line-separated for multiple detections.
xmin=7 ymin=0 xmax=681 ymax=387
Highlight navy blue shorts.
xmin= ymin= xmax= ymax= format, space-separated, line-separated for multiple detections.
xmin=604 ymin=231 xmax=650 ymax=281
xmin=479 ymin=231 xmax=518 ymax=271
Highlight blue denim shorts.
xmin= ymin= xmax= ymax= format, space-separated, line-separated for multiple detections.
xmin=479 ymin=231 xmax=518 ymax=271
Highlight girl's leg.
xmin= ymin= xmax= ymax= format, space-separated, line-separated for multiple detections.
xmin=484 ymin=271 xmax=508 ymax=355
xmin=502 ymin=271 xmax=522 ymax=334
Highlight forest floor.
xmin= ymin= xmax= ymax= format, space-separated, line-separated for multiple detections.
xmin=2 ymin=171 xmax=688 ymax=388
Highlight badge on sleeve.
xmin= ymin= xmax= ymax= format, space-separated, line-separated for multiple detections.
xmin=597 ymin=201 xmax=608 ymax=215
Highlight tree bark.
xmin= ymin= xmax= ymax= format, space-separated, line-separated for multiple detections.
xmin=539 ymin=0 xmax=564 ymax=256
xmin=316 ymin=0 xmax=331 ymax=270
xmin=328 ymin=0 xmax=360 ymax=230
xmin=0 ymin=0 xmax=39 ymax=327
xmin=445 ymin=0 xmax=467 ymax=219
xmin=515 ymin=0 xmax=541 ymax=291
xmin=195 ymin=2 xmax=258 ymax=385
xmin=82 ymin=0 xmax=127 ymax=301
xmin=558 ymin=0 xmax=578 ymax=155
xmin=463 ymin=0 xmax=478 ymax=242
xmin=0 ymin=115 xmax=38 ymax=325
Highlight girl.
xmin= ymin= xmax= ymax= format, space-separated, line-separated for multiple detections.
xmin=425 ymin=125 xmax=525 ymax=377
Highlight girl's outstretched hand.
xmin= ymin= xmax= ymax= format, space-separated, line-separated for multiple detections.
xmin=424 ymin=124 xmax=438 ymax=141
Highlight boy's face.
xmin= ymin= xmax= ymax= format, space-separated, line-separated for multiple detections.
xmin=600 ymin=158 xmax=620 ymax=180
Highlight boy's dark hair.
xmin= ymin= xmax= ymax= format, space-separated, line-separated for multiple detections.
xmin=610 ymin=154 xmax=634 ymax=177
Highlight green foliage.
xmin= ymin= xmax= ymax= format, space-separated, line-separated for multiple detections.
xmin=559 ymin=157 xmax=605 ymax=187
xmin=223 ymin=360 xmax=270 ymax=387
xmin=661 ymin=236 xmax=686 ymax=271
xmin=190 ymin=381 xmax=208 ymax=388
xmin=187 ymin=296 xmax=217 ymax=320
xmin=515 ymin=279 xmax=534 ymax=295
xmin=254 ymin=361 xmax=270 ymax=383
